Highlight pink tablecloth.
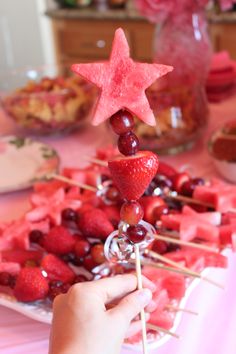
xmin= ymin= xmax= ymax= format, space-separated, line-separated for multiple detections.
xmin=0 ymin=96 xmax=236 ymax=354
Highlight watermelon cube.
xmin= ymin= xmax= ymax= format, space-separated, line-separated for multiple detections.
xmin=161 ymin=273 xmax=186 ymax=299
xmin=149 ymin=311 xmax=174 ymax=330
xmin=0 ymin=262 xmax=20 ymax=275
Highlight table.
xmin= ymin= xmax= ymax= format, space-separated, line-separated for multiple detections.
xmin=0 ymin=96 xmax=236 ymax=354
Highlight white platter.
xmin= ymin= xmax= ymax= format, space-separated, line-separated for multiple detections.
xmin=0 ymin=135 xmax=59 ymax=193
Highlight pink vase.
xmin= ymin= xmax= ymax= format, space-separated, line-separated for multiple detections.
xmin=136 ymin=8 xmax=212 ymax=154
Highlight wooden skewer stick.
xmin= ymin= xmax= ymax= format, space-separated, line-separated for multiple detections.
xmin=151 ymin=233 xmax=218 ymax=253
xmin=146 ymin=250 xmax=224 ymax=289
xmin=140 ymin=259 xmax=203 ymax=279
xmin=134 ymin=244 xmax=148 ymax=354
xmin=166 ymin=305 xmax=198 ymax=316
xmin=47 ymin=173 xmax=98 ymax=192
xmin=83 ymin=156 xmax=107 ymax=167
xmin=146 ymin=323 xmax=180 ymax=339
xmin=166 ymin=192 xmax=213 ymax=208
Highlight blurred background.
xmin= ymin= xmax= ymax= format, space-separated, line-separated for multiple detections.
xmin=0 ymin=0 xmax=236 ymax=152
xmin=0 ymin=0 xmax=236 ymax=72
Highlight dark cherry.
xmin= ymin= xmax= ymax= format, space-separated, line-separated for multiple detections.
xmin=118 ymin=131 xmax=139 ymax=156
xmin=50 ymin=280 xmax=63 ymax=289
xmin=126 ymin=225 xmax=147 ymax=244
xmin=61 ymin=208 xmax=78 ymax=222
xmin=48 ymin=281 xmax=70 ymax=301
xmin=166 ymin=199 xmax=182 ymax=211
xmin=61 ymin=252 xmax=83 ymax=266
xmin=29 ymin=229 xmax=44 ymax=244
xmin=48 ymin=287 xmax=62 ymax=300
xmin=91 ymin=244 xmax=106 ymax=265
xmin=146 ymin=175 xmax=172 ymax=196
xmin=144 ymin=180 xmax=157 ymax=196
xmin=153 ymin=175 xmax=173 ymax=189
xmin=110 ymin=110 xmax=134 ymax=135
xmin=152 ymin=205 xmax=169 ymax=220
xmin=192 ymin=177 xmax=205 ymax=186
xmin=105 ymin=186 xmax=120 ymax=202
xmin=73 ymin=274 xmax=89 ymax=284
xmin=181 ymin=177 xmax=204 ymax=197
xmin=101 ymin=174 xmax=110 ymax=183
xmin=74 ymin=240 xmax=91 ymax=258
xmin=0 ymin=272 xmax=16 ymax=288
xmin=167 ymin=243 xmax=181 ymax=252
xmin=151 ymin=240 xmax=168 ymax=255
xmin=181 ymin=180 xmax=195 ymax=197
xmin=83 ymin=254 xmax=97 ymax=272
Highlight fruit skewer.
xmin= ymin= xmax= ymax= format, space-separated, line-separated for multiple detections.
xmin=71 ymin=28 xmax=173 ymax=353
xmin=70 ymin=27 xmax=230 ymax=348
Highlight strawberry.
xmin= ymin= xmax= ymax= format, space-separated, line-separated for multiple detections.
xmin=2 ymin=250 xmax=43 ymax=266
xmin=41 ymin=254 xmax=75 ymax=284
xmin=43 ymin=226 xmax=76 ymax=255
xmin=171 ymin=172 xmax=190 ymax=193
xmin=100 ymin=205 xmax=120 ymax=228
xmin=78 ymin=208 xmax=114 ymax=240
xmin=158 ymin=161 xmax=176 ymax=178
xmin=14 ymin=268 xmax=49 ymax=302
xmin=83 ymin=254 xmax=97 ymax=272
xmin=139 ymin=196 xmax=165 ymax=224
xmin=108 ymin=151 xmax=159 ymax=201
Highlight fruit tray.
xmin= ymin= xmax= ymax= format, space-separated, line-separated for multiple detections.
xmin=0 ymin=270 xmax=201 ymax=350
xmin=0 ymin=147 xmax=235 ymax=350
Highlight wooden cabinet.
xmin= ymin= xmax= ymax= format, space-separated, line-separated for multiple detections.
xmin=48 ymin=11 xmax=236 ymax=67
xmin=51 ymin=18 xmax=154 ymax=65
xmin=209 ymin=23 xmax=236 ymax=60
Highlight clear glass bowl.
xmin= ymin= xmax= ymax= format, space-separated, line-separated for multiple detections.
xmin=0 ymin=64 xmax=97 ymax=136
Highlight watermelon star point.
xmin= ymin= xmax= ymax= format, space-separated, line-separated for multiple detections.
xmin=71 ymin=28 xmax=173 ymax=127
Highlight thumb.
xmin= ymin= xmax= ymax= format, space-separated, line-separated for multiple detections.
xmin=110 ymin=288 xmax=152 ymax=324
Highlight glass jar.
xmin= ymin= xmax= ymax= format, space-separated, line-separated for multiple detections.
xmin=136 ymin=8 xmax=212 ymax=154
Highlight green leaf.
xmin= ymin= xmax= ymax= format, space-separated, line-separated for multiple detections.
xmin=41 ymin=146 xmax=57 ymax=159
xmin=9 ymin=137 xmax=26 ymax=148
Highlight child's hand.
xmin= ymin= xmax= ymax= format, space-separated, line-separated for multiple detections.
xmin=49 ymin=274 xmax=156 ymax=354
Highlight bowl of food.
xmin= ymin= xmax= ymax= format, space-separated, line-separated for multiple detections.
xmin=0 ymin=65 xmax=97 ymax=135
xmin=208 ymin=120 xmax=236 ymax=183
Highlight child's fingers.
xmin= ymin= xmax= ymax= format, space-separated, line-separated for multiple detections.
xmin=73 ymin=274 xmax=156 ymax=305
xmin=109 ymin=288 xmax=152 ymax=323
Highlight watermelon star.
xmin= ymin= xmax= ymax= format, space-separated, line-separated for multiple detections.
xmin=71 ymin=28 xmax=173 ymax=126
xmin=26 ymin=188 xmax=81 ymax=226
